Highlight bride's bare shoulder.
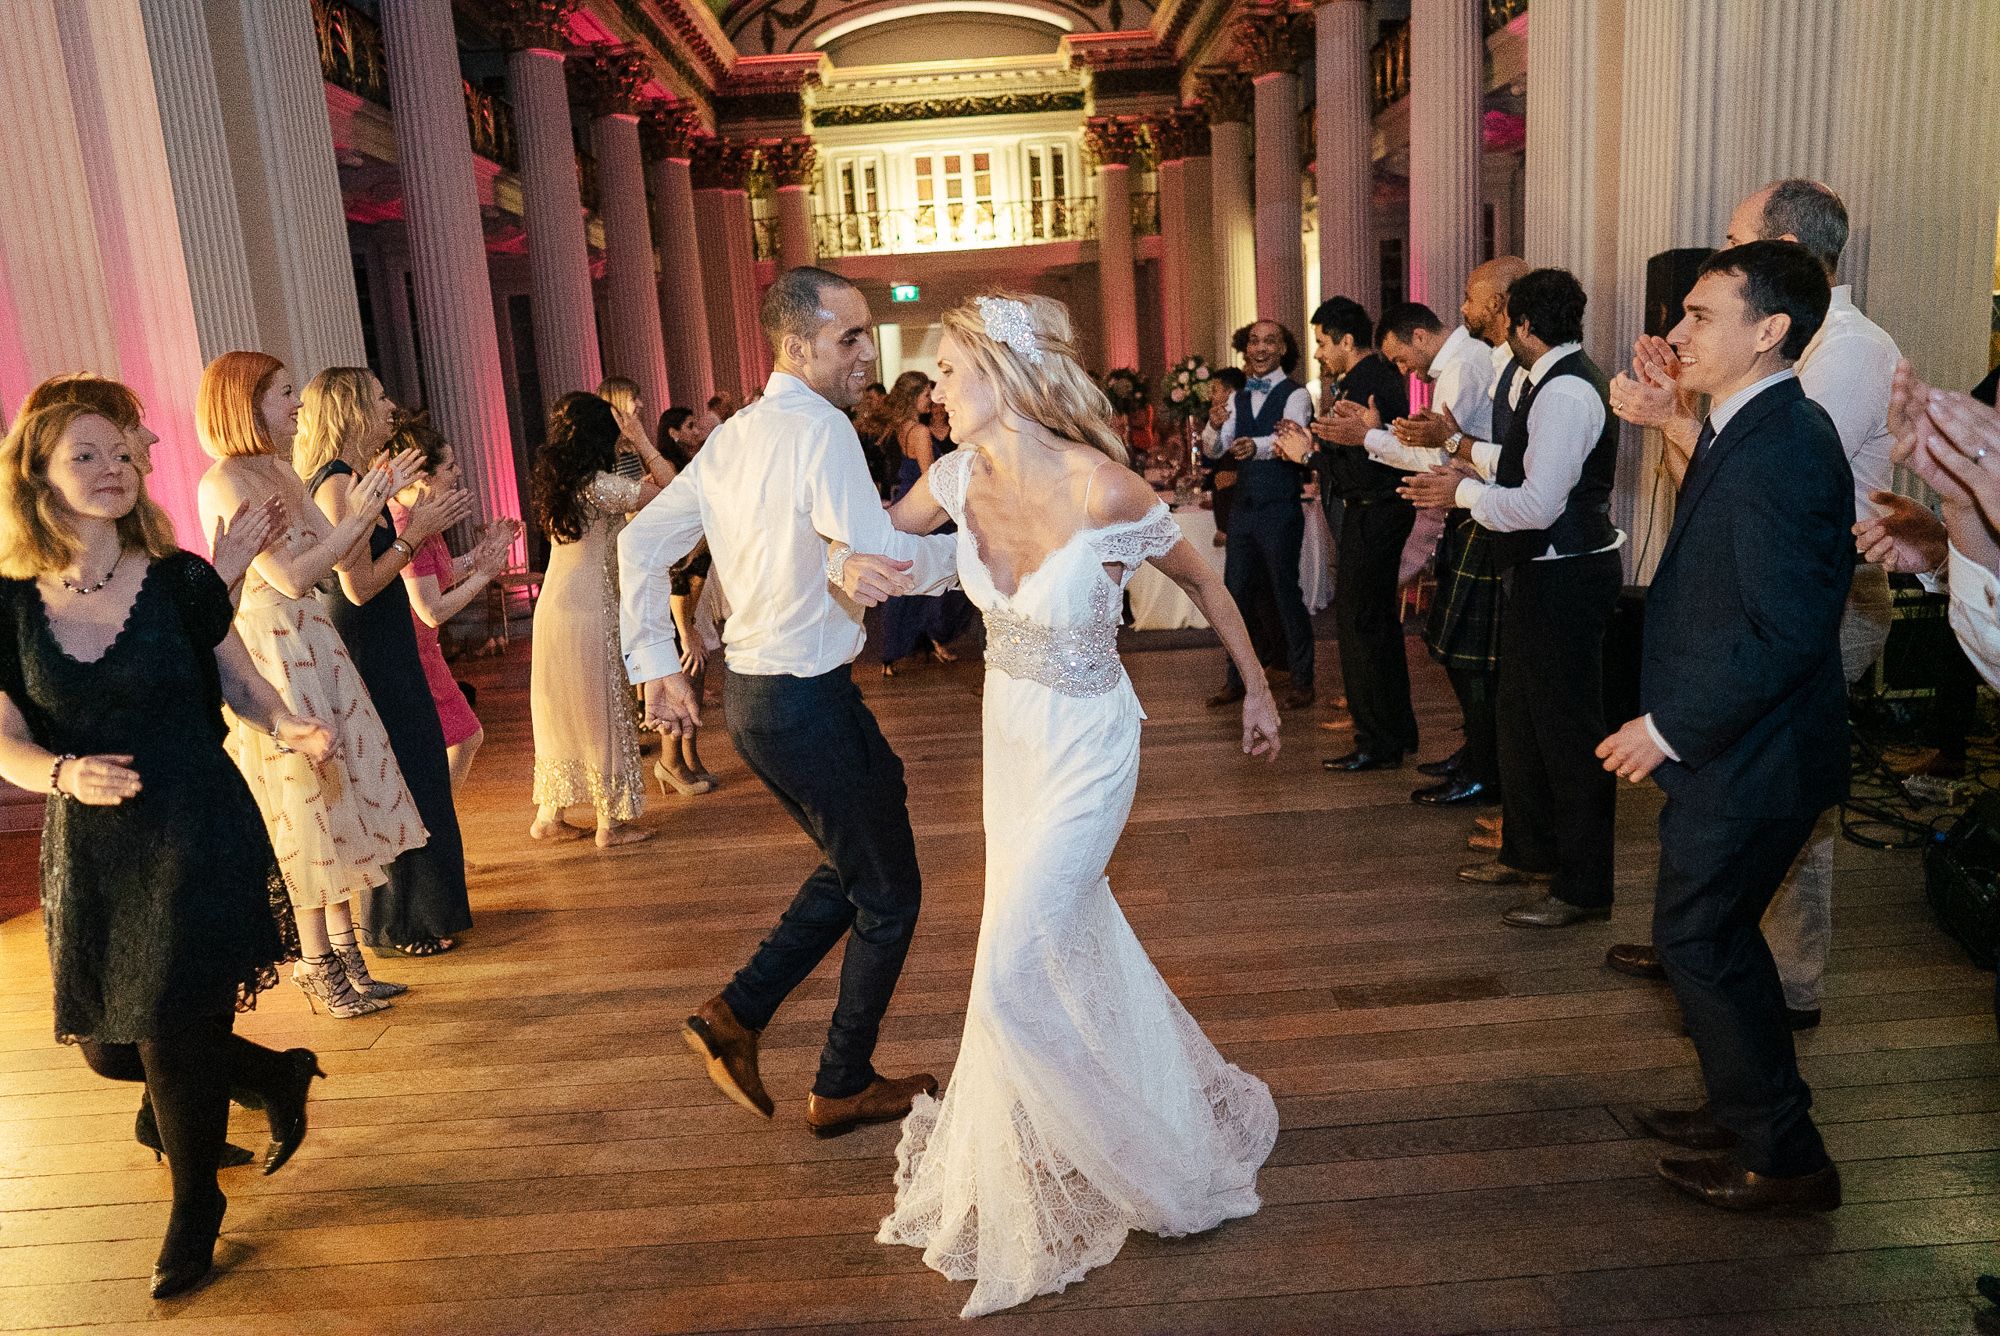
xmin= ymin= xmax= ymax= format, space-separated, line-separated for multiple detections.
xmin=1084 ymin=457 xmax=1158 ymax=525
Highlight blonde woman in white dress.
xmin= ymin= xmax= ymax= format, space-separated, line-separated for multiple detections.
xmin=874 ymin=292 xmax=1283 ymax=1317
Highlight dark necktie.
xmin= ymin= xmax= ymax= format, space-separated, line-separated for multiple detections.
xmin=1688 ymin=417 xmax=1716 ymax=480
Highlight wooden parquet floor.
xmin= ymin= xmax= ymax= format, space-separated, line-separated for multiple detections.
xmin=2 ymin=639 xmax=1997 ymax=1335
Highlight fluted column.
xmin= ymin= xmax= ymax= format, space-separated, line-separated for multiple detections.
xmin=499 ymin=3 xmax=603 ymax=400
xmin=1085 ymin=117 xmax=1144 ymax=372
xmin=1408 ymin=0 xmax=1482 ymax=317
xmin=1523 ymin=0 xmax=1623 ymax=356
xmin=380 ymin=0 xmax=522 ymax=537
xmin=1180 ymin=111 xmax=1217 ymax=363
xmin=765 ymin=138 xmax=819 ymax=271
xmin=577 ymin=45 xmax=671 ymax=433
xmin=1198 ymin=72 xmax=1257 ymax=353
xmin=1238 ymin=8 xmax=1306 ymax=330
xmin=1313 ymin=0 xmax=1373 ymax=308
xmin=207 ymin=0 xmax=367 ymax=378
xmin=137 ymin=0 xmax=259 ymax=360
xmin=643 ymin=106 xmax=714 ymax=410
xmin=1153 ymin=114 xmax=1190 ymax=362
xmin=692 ymin=139 xmax=762 ymax=399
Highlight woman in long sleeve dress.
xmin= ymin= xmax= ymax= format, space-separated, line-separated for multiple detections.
xmin=528 ymin=392 xmax=663 ymax=847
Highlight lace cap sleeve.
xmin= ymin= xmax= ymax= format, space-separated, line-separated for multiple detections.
xmin=927 ymin=448 xmax=973 ymax=525
xmin=587 ymin=470 xmax=646 ymax=515
xmin=163 ymin=552 xmax=235 ymax=648
xmin=1093 ymin=503 xmax=1182 ymax=569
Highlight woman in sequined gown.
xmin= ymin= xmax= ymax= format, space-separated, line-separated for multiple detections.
xmin=528 ymin=392 xmax=663 ymax=848
xmin=874 ymin=294 xmax=1283 ymax=1318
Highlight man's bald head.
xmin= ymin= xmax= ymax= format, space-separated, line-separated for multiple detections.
xmin=1463 ymin=256 xmax=1530 ymax=346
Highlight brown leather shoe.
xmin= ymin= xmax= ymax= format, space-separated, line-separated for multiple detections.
xmin=1474 ymin=813 xmax=1502 ymax=833
xmin=804 ymin=1072 xmax=938 ymax=1139
xmin=1456 ymin=859 xmax=1550 ymax=886
xmin=1605 ymin=942 xmax=1668 ymax=980
xmin=1501 ymin=892 xmax=1611 ymax=928
xmin=1206 ymin=684 xmax=1246 ymax=709
xmin=682 ymin=996 xmax=773 ymax=1118
xmin=1282 ymin=687 xmax=1316 ymax=710
xmin=1635 ymin=1104 xmax=1738 ymax=1150
xmin=1655 ymin=1155 xmax=1840 ymax=1212
xmin=1466 ymin=827 xmax=1502 ymax=853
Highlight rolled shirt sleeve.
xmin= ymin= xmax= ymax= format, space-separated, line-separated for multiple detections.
xmin=802 ymin=415 xmax=959 ymax=595
xmin=1454 ymin=378 xmax=1605 ymax=532
xmin=619 ymin=468 xmax=706 ymax=683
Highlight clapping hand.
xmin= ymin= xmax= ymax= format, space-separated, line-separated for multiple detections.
xmin=349 ymin=460 xmax=399 ymax=513
xmin=1399 ymin=460 xmax=1473 ymax=509
xmin=368 ymin=447 xmax=428 ymax=496
xmin=1853 ymin=490 xmax=1947 ymax=574
xmin=1609 ymin=335 xmax=1693 ymax=429
xmin=1273 ymin=418 xmax=1316 ymax=464
xmin=1911 ymin=381 xmax=2000 ymax=535
xmin=472 ymin=517 xmax=523 ymax=574
xmin=1392 ymin=406 xmax=1454 ymax=451
xmin=404 ymin=480 xmax=476 ymax=542
xmin=210 ymin=496 xmax=285 ymax=588
xmin=1314 ymin=397 xmax=1377 ymax=447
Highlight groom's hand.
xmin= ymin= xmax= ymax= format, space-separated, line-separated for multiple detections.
xmin=841 ymin=552 xmax=916 ymax=606
xmin=641 ymin=673 xmax=702 ymax=738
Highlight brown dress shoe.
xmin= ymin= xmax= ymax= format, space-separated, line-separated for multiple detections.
xmin=1283 ymin=687 xmax=1316 ymax=710
xmin=1501 ymin=892 xmax=1611 ymax=928
xmin=682 ymin=996 xmax=773 ymax=1118
xmin=804 ymin=1072 xmax=938 ymax=1139
xmin=1466 ymin=828 xmax=1502 ymax=853
xmin=1206 ymin=684 xmax=1246 ymax=709
xmin=1655 ymin=1155 xmax=1840 ymax=1212
xmin=1456 ymin=859 xmax=1550 ymax=886
xmin=1634 ymin=1104 xmax=1737 ymax=1150
xmin=1474 ymin=813 xmax=1502 ymax=833
xmin=1605 ymin=942 xmax=1668 ymax=980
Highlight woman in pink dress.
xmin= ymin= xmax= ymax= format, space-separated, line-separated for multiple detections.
xmin=385 ymin=412 xmax=520 ymax=792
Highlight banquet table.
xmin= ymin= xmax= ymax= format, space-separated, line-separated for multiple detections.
xmin=1127 ymin=496 xmax=1335 ymax=631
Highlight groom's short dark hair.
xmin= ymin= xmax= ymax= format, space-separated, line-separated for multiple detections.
xmin=762 ymin=266 xmax=860 ymax=350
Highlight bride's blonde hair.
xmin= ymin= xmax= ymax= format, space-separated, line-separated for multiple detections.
xmin=940 ymin=291 xmax=1128 ymax=465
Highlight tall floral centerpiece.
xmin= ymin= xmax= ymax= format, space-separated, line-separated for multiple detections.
xmin=1158 ymin=354 xmax=1211 ymax=502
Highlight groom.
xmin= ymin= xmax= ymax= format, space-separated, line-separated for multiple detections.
xmin=620 ymin=267 xmax=959 ymax=1138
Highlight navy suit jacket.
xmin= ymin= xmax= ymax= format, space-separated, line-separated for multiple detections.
xmin=1642 ymin=376 xmax=1855 ymax=818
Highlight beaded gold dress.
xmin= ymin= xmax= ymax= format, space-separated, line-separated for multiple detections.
xmin=530 ymin=471 xmax=647 ymax=824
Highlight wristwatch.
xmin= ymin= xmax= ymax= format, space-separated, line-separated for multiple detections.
xmin=824 ymin=542 xmax=853 ymax=587
xmin=1444 ymin=431 xmax=1465 ymax=455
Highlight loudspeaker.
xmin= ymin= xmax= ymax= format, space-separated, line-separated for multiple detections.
xmin=1644 ymin=248 xmax=1715 ymax=339
xmin=1868 ymin=578 xmax=1955 ymax=701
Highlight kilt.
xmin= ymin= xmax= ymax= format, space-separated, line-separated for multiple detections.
xmin=1424 ymin=509 xmax=1503 ymax=671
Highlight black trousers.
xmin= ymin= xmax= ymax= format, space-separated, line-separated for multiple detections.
xmin=721 ymin=666 xmax=924 ymax=1099
xmin=78 ymin=1013 xmax=288 ymax=1232
xmin=1496 ymin=551 xmax=1621 ymax=907
xmin=1445 ymin=663 xmax=1501 ymax=789
xmin=1223 ymin=499 xmax=1315 ymax=690
xmin=1654 ymin=802 xmax=1829 ymax=1176
xmin=1333 ymin=497 xmax=1419 ymax=755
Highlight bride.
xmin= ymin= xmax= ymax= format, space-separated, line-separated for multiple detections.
xmin=873 ymin=292 xmax=1283 ymax=1317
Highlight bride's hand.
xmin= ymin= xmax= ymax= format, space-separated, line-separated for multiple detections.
xmin=1241 ymin=691 xmax=1281 ymax=760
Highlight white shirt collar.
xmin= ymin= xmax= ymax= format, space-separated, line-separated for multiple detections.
xmin=1528 ymin=341 xmax=1584 ymax=385
xmin=1828 ymin=284 xmax=1855 ymax=314
xmin=1707 ymin=367 xmax=1798 ymax=436
xmin=763 ymin=370 xmax=824 ymax=406
xmin=1430 ymin=324 xmax=1476 ymax=375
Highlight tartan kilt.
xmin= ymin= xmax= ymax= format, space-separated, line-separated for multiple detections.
xmin=1423 ymin=509 xmax=1503 ymax=671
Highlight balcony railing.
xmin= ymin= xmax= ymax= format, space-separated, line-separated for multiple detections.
xmin=815 ymin=198 xmax=1100 ymax=259
xmin=313 ymin=0 xmax=389 ymax=106
xmin=1130 ymin=189 xmax=1159 ymax=237
xmin=464 ymin=81 xmax=520 ymax=172
xmin=1372 ymin=1 xmax=1529 ymax=115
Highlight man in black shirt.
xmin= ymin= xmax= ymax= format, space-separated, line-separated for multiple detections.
xmin=1298 ymin=296 xmax=1418 ymax=770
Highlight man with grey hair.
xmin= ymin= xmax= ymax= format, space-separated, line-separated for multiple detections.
xmin=619 ymin=266 xmax=959 ymax=1138
xmin=1606 ymin=179 xmax=1902 ymax=1029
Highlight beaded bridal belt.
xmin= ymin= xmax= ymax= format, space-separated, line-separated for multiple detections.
xmin=983 ymin=609 xmax=1123 ymax=698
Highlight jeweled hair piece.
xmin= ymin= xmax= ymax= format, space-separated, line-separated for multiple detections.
xmin=975 ymin=295 xmax=1045 ymax=365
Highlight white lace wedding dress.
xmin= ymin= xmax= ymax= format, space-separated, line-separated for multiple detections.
xmin=877 ymin=448 xmax=1280 ymax=1318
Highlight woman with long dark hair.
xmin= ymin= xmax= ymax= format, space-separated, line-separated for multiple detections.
xmin=529 ymin=392 xmax=663 ymax=846
xmin=1 ymin=394 xmax=332 ymax=1298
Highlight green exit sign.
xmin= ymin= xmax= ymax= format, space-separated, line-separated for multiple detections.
xmin=890 ymin=283 xmax=920 ymax=303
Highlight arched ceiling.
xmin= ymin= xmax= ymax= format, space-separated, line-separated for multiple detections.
xmin=721 ymin=0 xmax=1153 ymax=57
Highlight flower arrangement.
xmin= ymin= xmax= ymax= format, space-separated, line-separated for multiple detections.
xmin=1101 ymin=367 xmax=1150 ymax=415
xmin=1158 ymin=354 xmax=1212 ymax=425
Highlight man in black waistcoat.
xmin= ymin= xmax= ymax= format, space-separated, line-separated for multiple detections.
xmin=1401 ymin=268 xmax=1620 ymax=928
xmin=1202 ymin=320 xmax=1317 ymax=710
xmin=1597 ymin=241 xmax=1847 ymax=1211
xmin=1300 ymin=296 xmax=1417 ymax=770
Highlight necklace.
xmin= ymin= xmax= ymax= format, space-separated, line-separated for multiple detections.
xmin=59 ymin=551 xmax=122 ymax=596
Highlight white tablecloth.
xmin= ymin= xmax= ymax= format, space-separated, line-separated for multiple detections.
xmin=1127 ymin=499 xmax=1335 ymax=631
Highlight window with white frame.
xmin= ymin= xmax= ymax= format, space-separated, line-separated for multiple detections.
xmin=912 ymin=148 xmax=998 ymax=247
xmin=825 ymin=151 xmax=887 ymax=253
xmin=1021 ymin=139 xmax=1078 ymax=241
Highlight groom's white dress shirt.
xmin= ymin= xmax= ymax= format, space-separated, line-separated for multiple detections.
xmin=1360 ymin=324 xmax=1498 ymax=473
xmin=619 ymin=371 xmax=957 ymax=683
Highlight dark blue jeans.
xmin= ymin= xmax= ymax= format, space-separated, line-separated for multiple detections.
xmin=719 ymin=666 xmax=923 ymax=1099
xmin=1653 ymin=802 xmax=1829 ymax=1177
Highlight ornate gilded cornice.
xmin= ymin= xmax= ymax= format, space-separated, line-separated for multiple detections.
xmin=1233 ymin=2 xmax=1309 ymax=77
xmin=811 ymin=89 xmax=1087 ymax=127
xmin=640 ymin=102 xmax=704 ymax=160
xmin=761 ymin=137 xmax=817 ymax=187
xmin=1152 ymin=104 xmax=1210 ymax=159
xmin=690 ymin=137 xmax=757 ymax=190
xmin=1191 ymin=67 xmax=1251 ymax=122
xmin=492 ymin=0 xmax=581 ymax=53
xmin=607 ymin=0 xmax=730 ymax=91
xmin=1083 ymin=114 xmax=1150 ymax=168
xmin=715 ymin=51 xmax=825 ymax=128
xmin=572 ymin=44 xmax=655 ymax=117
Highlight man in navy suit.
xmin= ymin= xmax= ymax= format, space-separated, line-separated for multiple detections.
xmin=1596 ymin=240 xmax=1851 ymax=1212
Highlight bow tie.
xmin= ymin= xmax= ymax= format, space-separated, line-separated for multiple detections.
xmin=1246 ymin=376 xmax=1276 ymax=393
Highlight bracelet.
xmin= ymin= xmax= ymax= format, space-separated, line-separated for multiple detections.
xmin=49 ymin=753 xmax=76 ymax=798
xmin=391 ymin=537 xmax=415 ymax=561
xmin=267 ymin=720 xmax=297 ymax=756
xmin=825 ymin=542 xmax=853 ymax=586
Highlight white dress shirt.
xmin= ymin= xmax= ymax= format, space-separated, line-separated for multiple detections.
xmin=1199 ymin=379 xmax=1313 ymax=460
xmin=1947 ymin=542 xmax=2000 ymax=691
xmin=1453 ymin=343 xmax=1623 ymax=563
xmin=1639 ymin=369 xmax=1799 ymax=760
xmin=1796 ymin=285 xmax=1900 ymax=521
xmin=1362 ymin=325 xmax=1498 ymax=473
xmin=618 ymin=372 xmax=957 ymax=682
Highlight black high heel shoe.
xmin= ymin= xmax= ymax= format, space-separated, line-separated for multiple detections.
xmin=135 ymin=1097 xmax=255 ymax=1169
xmin=260 ymin=1049 xmax=325 ymax=1176
xmin=150 ymin=1189 xmax=226 ymax=1299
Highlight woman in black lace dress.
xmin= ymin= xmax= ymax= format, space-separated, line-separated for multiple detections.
xmin=0 ymin=397 xmax=334 ymax=1298
xmin=296 ymin=368 xmax=475 ymax=955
